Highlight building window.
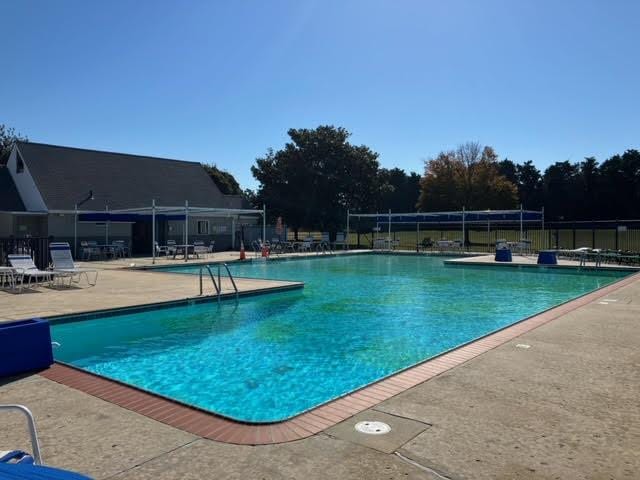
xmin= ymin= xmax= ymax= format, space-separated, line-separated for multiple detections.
xmin=197 ymin=220 xmax=209 ymax=235
xmin=16 ymin=152 xmax=25 ymax=173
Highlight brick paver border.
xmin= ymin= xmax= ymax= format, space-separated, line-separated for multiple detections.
xmin=40 ymin=271 xmax=639 ymax=445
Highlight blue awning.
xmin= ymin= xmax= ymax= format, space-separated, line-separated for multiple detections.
xmin=78 ymin=213 xmax=186 ymax=222
xmin=371 ymin=211 xmax=542 ymax=224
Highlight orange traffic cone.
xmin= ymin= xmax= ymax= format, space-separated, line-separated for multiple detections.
xmin=239 ymin=241 xmax=246 ymax=260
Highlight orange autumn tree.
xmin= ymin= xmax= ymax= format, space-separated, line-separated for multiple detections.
xmin=416 ymin=142 xmax=518 ymax=211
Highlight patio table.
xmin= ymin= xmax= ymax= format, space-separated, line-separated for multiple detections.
xmin=173 ymin=244 xmax=196 ymax=260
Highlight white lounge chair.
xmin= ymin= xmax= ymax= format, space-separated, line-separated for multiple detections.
xmin=49 ymin=242 xmax=98 ymax=286
xmin=7 ymin=255 xmax=55 ymax=289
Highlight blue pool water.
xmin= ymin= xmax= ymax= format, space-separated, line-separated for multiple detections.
xmin=51 ymin=255 xmax=629 ymax=422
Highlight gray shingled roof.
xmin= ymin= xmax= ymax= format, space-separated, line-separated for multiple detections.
xmin=16 ymin=142 xmax=226 ymax=211
xmin=0 ymin=166 xmax=25 ymax=211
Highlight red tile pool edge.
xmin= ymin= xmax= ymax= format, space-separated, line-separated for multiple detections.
xmin=39 ymin=271 xmax=640 ymax=445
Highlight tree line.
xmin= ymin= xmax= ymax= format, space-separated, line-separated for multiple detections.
xmin=252 ymin=128 xmax=640 ymax=232
xmin=497 ymin=152 xmax=640 ymax=221
xmin=3 ymin=123 xmax=638 ymax=230
xmin=250 ymin=126 xmax=420 ymax=236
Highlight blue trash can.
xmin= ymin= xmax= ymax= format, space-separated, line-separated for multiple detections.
xmin=495 ymin=248 xmax=512 ymax=262
xmin=537 ymin=250 xmax=558 ymax=265
xmin=0 ymin=318 xmax=53 ymax=377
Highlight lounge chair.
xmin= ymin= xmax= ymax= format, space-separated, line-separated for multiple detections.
xmin=7 ymin=255 xmax=55 ymax=289
xmin=49 ymin=243 xmax=98 ymax=286
xmin=0 ymin=404 xmax=92 ymax=479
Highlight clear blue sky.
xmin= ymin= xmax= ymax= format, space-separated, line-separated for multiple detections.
xmin=3 ymin=0 xmax=639 ymax=189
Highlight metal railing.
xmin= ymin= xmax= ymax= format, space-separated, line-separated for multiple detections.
xmin=0 ymin=236 xmax=51 ymax=270
xmin=199 ymin=263 xmax=238 ymax=302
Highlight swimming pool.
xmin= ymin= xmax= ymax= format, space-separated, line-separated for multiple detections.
xmin=51 ymin=255 xmax=630 ymax=422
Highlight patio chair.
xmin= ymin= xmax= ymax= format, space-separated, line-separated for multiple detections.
xmin=299 ymin=237 xmax=313 ymax=252
xmin=0 ymin=404 xmax=92 ymax=479
xmin=0 ymin=267 xmax=22 ymax=291
xmin=49 ymin=243 xmax=98 ymax=286
xmin=80 ymin=241 xmax=101 ymax=261
xmin=193 ymin=241 xmax=209 ymax=259
xmin=166 ymin=240 xmax=177 ymax=256
xmin=7 ymin=255 xmax=55 ymax=289
xmin=112 ymin=240 xmax=130 ymax=258
xmin=155 ymin=241 xmax=168 ymax=256
xmin=333 ymin=232 xmax=347 ymax=248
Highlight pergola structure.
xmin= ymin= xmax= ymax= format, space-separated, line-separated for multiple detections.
xmin=346 ymin=206 xmax=544 ymax=250
xmin=53 ymin=201 xmax=266 ymax=264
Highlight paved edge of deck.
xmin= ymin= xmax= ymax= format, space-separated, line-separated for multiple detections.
xmin=39 ymin=271 xmax=640 ymax=446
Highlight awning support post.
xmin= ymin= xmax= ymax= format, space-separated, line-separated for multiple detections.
xmin=520 ymin=203 xmax=523 ymax=240
xmin=184 ymin=200 xmax=189 ymax=263
xmin=105 ymin=205 xmax=109 ymax=246
xmin=541 ymin=206 xmax=545 ymax=250
xmin=388 ymin=209 xmax=392 ymax=251
xmin=152 ymin=199 xmax=156 ymax=265
xmin=462 ymin=206 xmax=466 ymax=251
xmin=262 ymin=204 xmax=266 ymax=243
xmin=346 ymin=209 xmax=350 ymax=250
xmin=74 ymin=204 xmax=78 ymax=258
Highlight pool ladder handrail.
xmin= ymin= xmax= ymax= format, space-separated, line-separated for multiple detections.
xmin=199 ymin=263 xmax=239 ymax=302
xmin=0 ymin=404 xmax=43 ymax=465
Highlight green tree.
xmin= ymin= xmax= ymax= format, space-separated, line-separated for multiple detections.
xmin=201 ymin=164 xmax=243 ymax=195
xmin=376 ymin=168 xmax=421 ymax=212
xmin=497 ymin=158 xmax=518 ymax=185
xmin=417 ymin=142 xmax=518 ymax=211
xmin=0 ymin=124 xmax=27 ymax=161
xmin=251 ymin=126 xmax=380 ymax=237
xmin=542 ymin=161 xmax=580 ymax=220
xmin=516 ymin=160 xmax=543 ymax=209
xmin=598 ymin=149 xmax=640 ymax=219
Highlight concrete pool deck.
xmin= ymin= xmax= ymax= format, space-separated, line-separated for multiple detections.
xmin=445 ymin=253 xmax=640 ymax=270
xmin=1 ymin=255 xmax=639 ymax=478
xmin=0 ymin=265 xmax=302 ymax=323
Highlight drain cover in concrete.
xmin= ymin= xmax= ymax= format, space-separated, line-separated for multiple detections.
xmin=355 ymin=421 xmax=391 ymax=435
xmin=326 ymin=410 xmax=429 ymax=454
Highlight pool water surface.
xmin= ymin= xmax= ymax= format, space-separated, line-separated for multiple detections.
xmin=51 ymin=255 xmax=629 ymax=422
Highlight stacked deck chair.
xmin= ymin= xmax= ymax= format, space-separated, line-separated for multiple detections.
xmin=0 ymin=404 xmax=92 ymax=479
xmin=49 ymin=243 xmax=98 ymax=286
xmin=7 ymin=255 xmax=55 ymax=290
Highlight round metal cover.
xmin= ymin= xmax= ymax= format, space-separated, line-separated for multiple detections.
xmin=355 ymin=421 xmax=391 ymax=435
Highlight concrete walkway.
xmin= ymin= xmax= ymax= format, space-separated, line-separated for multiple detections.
xmin=0 ymin=273 xmax=638 ymax=478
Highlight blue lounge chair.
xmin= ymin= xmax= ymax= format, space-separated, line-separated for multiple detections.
xmin=0 ymin=405 xmax=92 ymax=479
